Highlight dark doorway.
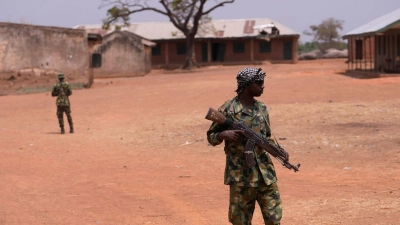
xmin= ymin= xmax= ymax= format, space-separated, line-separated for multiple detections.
xmin=211 ymin=43 xmax=225 ymax=62
xmin=201 ymin=43 xmax=208 ymax=62
xmin=91 ymin=53 xmax=102 ymax=68
xmin=355 ymin=40 xmax=363 ymax=59
xmin=283 ymin=41 xmax=292 ymax=60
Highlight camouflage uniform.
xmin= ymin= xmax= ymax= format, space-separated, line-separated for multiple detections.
xmin=207 ymin=96 xmax=282 ymax=225
xmin=51 ymin=74 xmax=73 ymax=132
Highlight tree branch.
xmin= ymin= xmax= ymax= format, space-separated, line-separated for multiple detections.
xmin=182 ymin=0 xmax=198 ymax=29
xmin=101 ymin=0 xmax=169 ymax=16
xmin=159 ymin=0 xmax=186 ymax=32
xmin=202 ymin=0 xmax=234 ymax=15
xmin=189 ymin=0 xmax=206 ymax=35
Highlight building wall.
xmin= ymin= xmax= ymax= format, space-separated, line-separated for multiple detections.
xmin=348 ymin=36 xmax=375 ymax=61
xmin=259 ymin=37 xmax=299 ymax=63
xmin=375 ymin=30 xmax=400 ymax=72
xmin=215 ymin=39 xmax=251 ymax=62
xmin=0 ymin=23 xmax=89 ymax=95
xmin=168 ymin=40 xmax=188 ymax=64
xmin=347 ymin=30 xmax=400 ymax=73
xmin=151 ymin=36 xmax=299 ymax=67
xmin=254 ymin=39 xmax=273 ymax=61
xmin=152 ymin=42 xmax=166 ymax=65
xmin=93 ymin=31 xmax=152 ymax=78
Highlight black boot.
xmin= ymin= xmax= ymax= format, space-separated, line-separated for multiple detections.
xmin=70 ymin=127 xmax=74 ymax=133
xmin=61 ymin=127 xmax=65 ymax=134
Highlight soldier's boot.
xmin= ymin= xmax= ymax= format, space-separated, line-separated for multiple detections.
xmin=61 ymin=127 xmax=65 ymax=134
xmin=67 ymin=114 xmax=73 ymax=133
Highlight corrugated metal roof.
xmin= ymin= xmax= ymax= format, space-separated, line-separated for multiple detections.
xmin=141 ymin=39 xmax=156 ymax=47
xmin=73 ymin=18 xmax=299 ymax=41
xmin=343 ymin=7 xmax=400 ymax=38
xmin=101 ymin=30 xmax=156 ymax=46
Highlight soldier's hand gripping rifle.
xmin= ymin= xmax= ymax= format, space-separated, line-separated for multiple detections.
xmin=205 ymin=108 xmax=300 ymax=172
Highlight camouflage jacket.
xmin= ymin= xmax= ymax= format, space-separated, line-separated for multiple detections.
xmin=51 ymin=81 xmax=72 ymax=106
xmin=207 ymin=96 xmax=278 ymax=187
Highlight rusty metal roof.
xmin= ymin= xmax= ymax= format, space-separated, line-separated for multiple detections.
xmin=73 ymin=18 xmax=299 ymax=41
xmin=343 ymin=7 xmax=400 ymax=38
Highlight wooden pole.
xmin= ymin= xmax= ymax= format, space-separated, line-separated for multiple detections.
xmin=350 ymin=37 xmax=353 ymax=70
xmin=250 ymin=38 xmax=254 ymax=63
xmin=369 ymin=36 xmax=372 ymax=72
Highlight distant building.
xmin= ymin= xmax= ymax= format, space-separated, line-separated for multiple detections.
xmin=90 ymin=31 xmax=155 ymax=78
xmin=0 ymin=22 xmax=101 ymax=95
xmin=75 ymin=18 xmax=300 ymax=68
xmin=343 ymin=8 xmax=400 ymax=74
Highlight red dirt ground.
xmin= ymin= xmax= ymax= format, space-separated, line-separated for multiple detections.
xmin=1 ymin=59 xmax=399 ymax=225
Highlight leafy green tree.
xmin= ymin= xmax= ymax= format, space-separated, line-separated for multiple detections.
xmin=303 ymin=18 xmax=346 ymax=51
xmin=298 ymin=41 xmax=319 ymax=54
xmin=100 ymin=0 xmax=235 ymax=69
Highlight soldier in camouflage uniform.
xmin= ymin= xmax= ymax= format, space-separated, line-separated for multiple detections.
xmin=207 ymin=67 xmax=282 ymax=225
xmin=51 ymin=73 xmax=74 ymax=134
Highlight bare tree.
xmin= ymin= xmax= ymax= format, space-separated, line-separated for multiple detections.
xmin=303 ymin=18 xmax=345 ymax=51
xmin=100 ymin=0 xmax=235 ymax=69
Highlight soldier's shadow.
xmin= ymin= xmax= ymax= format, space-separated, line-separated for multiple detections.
xmin=46 ymin=132 xmax=63 ymax=135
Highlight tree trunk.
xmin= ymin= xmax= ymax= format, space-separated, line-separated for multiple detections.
xmin=182 ymin=33 xmax=199 ymax=69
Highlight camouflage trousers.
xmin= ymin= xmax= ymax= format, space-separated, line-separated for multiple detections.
xmin=57 ymin=105 xmax=73 ymax=128
xmin=229 ymin=181 xmax=282 ymax=225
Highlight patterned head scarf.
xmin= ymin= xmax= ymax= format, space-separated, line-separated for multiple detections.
xmin=235 ymin=67 xmax=266 ymax=94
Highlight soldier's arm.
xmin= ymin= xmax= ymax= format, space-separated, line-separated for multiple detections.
xmin=207 ymin=122 xmax=225 ymax=146
xmin=206 ymin=103 xmax=231 ymax=146
xmin=51 ymin=84 xmax=59 ymax=97
xmin=66 ymin=83 xmax=72 ymax=96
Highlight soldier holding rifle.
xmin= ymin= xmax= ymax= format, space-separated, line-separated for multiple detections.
xmin=206 ymin=67 xmax=286 ymax=225
xmin=51 ymin=73 xmax=74 ymax=134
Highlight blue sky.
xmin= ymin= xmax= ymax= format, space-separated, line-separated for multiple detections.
xmin=1 ymin=0 xmax=400 ymax=42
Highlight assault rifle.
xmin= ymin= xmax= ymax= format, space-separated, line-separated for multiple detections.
xmin=205 ymin=108 xmax=300 ymax=172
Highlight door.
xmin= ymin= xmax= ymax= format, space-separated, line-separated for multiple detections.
xmin=283 ymin=41 xmax=292 ymax=60
xmin=212 ymin=43 xmax=225 ymax=62
xmin=201 ymin=43 xmax=208 ymax=62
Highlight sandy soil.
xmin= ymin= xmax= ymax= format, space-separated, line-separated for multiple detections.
xmin=0 ymin=59 xmax=399 ymax=225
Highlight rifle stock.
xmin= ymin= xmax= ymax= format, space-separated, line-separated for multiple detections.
xmin=205 ymin=107 xmax=300 ymax=172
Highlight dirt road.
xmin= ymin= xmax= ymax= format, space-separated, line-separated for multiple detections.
xmin=1 ymin=59 xmax=399 ymax=225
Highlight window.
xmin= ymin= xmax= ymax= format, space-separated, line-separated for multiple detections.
xmin=91 ymin=53 xmax=101 ymax=68
xmin=176 ymin=43 xmax=186 ymax=55
xmin=259 ymin=41 xmax=271 ymax=53
xmin=233 ymin=42 xmax=245 ymax=53
xmin=152 ymin=44 xmax=161 ymax=56
xmin=355 ymin=40 xmax=363 ymax=59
